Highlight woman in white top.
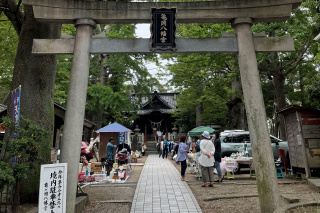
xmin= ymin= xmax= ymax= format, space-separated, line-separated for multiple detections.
xmin=158 ymin=139 xmax=164 ymax=158
xmin=199 ymin=131 xmax=215 ymax=187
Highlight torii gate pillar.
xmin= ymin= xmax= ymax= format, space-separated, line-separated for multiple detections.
xmin=59 ymin=19 xmax=96 ymax=213
xmin=233 ymin=17 xmax=280 ymax=212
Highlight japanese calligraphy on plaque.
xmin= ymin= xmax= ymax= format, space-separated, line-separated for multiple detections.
xmin=39 ymin=163 xmax=67 ymax=213
xmin=150 ymin=8 xmax=177 ymax=51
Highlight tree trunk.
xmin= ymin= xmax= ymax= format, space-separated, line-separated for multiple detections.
xmin=196 ymin=102 xmax=204 ymax=126
xmin=228 ymin=78 xmax=248 ymax=130
xmin=299 ymin=70 xmax=305 ymax=106
xmin=10 ymin=5 xmax=61 ymax=202
xmin=272 ymin=72 xmax=286 ymax=140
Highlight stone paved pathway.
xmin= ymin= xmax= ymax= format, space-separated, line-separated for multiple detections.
xmin=130 ymin=154 xmax=202 ymax=213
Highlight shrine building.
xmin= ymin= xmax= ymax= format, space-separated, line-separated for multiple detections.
xmin=131 ymin=91 xmax=179 ymax=143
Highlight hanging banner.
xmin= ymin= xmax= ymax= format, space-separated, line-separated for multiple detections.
xmin=118 ymin=132 xmax=127 ymax=145
xmin=38 ymin=163 xmax=67 ymax=213
xmin=150 ymin=8 xmax=177 ymax=51
xmin=12 ymin=85 xmax=21 ymax=126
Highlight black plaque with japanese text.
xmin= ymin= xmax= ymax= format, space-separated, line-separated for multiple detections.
xmin=150 ymin=8 xmax=177 ymax=51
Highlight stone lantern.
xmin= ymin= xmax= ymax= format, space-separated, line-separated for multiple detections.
xmin=131 ymin=125 xmax=141 ymax=151
xmin=172 ymin=125 xmax=178 ymax=141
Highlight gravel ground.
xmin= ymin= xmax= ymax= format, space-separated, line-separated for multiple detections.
xmin=16 ymin=155 xmax=320 ymax=213
xmin=170 ymin=160 xmax=320 ymax=213
xmin=80 ymin=155 xmax=147 ymax=213
xmin=82 ymin=155 xmax=320 ymax=213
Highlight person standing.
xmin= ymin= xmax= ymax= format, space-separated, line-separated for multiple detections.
xmin=176 ymin=135 xmax=189 ymax=181
xmin=169 ymin=139 xmax=174 ymax=152
xmin=212 ymin=130 xmax=223 ymax=183
xmin=159 ymin=139 xmax=163 ymax=158
xmin=141 ymin=142 xmax=146 ymax=156
xmin=199 ymin=131 xmax=215 ymax=187
xmin=156 ymin=129 xmax=162 ymax=141
xmin=162 ymin=136 xmax=169 ymax=159
xmin=192 ymin=139 xmax=196 ymax=153
xmin=90 ymin=138 xmax=94 ymax=145
xmin=106 ymin=137 xmax=116 ymax=161
xmin=106 ymin=138 xmax=117 ymax=175
xmin=156 ymin=139 xmax=161 ymax=155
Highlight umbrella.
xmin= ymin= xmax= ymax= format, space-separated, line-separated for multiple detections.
xmin=188 ymin=126 xmax=215 ymax=136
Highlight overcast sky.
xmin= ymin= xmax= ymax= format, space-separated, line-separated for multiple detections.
xmin=135 ymin=24 xmax=172 ymax=87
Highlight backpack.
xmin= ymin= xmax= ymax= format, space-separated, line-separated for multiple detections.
xmin=164 ymin=140 xmax=169 ymax=149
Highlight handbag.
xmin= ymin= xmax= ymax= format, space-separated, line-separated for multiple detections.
xmin=143 ymin=144 xmax=147 ymax=150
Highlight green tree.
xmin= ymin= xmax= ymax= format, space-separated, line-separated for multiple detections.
xmin=55 ymin=23 xmax=158 ymax=129
xmin=0 ymin=14 xmax=18 ymax=102
xmin=0 ymin=0 xmax=61 ymax=201
xmin=161 ymin=23 xmax=235 ymax=129
xmin=253 ymin=1 xmax=320 ymax=139
xmin=0 ymin=117 xmax=48 ymax=210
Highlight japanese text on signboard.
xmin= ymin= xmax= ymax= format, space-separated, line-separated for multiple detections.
xmin=39 ymin=164 xmax=67 ymax=213
xmin=150 ymin=8 xmax=177 ymax=51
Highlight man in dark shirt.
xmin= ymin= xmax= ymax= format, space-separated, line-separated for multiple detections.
xmin=212 ymin=130 xmax=222 ymax=182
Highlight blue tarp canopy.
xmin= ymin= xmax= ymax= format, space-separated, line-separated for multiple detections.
xmin=96 ymin=122 xmax=131 ymax=133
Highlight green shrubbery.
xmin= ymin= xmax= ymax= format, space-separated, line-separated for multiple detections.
xmin=0 ymin=117 xmax=48 ymax=192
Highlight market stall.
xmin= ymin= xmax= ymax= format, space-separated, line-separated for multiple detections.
xmin=96 ymin=122 xmax=132 ymax=161
xmin=77 ymin=123 xmax=134 ymax=184
xmin=216 ymin=156 xmax=254 ymax=179
xmin=187 ymin=126 xmax=215 ymax=137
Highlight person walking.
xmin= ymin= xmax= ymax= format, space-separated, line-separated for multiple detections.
xmin=212 ymin=130 xmax=223 ymax=183
xmin=199 ymin=131 xmax=215 ymax=187
xmin=176 ymin=135 xmax=189 ymax=181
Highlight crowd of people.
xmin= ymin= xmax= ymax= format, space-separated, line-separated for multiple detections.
xmin=102 ymin=130 xmax=223 ymax=187
xmin=155 ymin=130 xmax=223 ymax=187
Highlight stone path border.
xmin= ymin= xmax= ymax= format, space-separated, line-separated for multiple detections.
xmin=130 ymin=154 xmax=202 ymax=213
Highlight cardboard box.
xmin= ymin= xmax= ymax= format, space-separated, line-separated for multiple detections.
xmin=91 ymin=162 xmax=102 ymax=173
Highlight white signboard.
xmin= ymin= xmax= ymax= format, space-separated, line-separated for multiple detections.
xmin=38 ymin=163 xmax=67 ymax=213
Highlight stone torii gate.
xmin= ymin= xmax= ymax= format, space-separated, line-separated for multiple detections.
xmin=22 ymin=0 xmax=301 ymax=212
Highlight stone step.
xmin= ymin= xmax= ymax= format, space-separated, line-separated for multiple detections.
xmin=145 ymin=141 xmax=157 ymax=151
xmin=307 ymin=178 xmax=320 ymax=192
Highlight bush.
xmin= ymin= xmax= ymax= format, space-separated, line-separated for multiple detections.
xmin=0 ymin=116 xmax=48 ymax=193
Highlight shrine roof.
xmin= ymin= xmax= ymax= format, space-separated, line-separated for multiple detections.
xmin=131 ymin=91 xmax=179 ymax=115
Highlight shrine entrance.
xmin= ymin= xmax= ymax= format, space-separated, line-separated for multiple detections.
xmin=131 ymin=91 xmax=178 ymax=142
xmin=23 ymin=0 xmax=301 ymax=212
